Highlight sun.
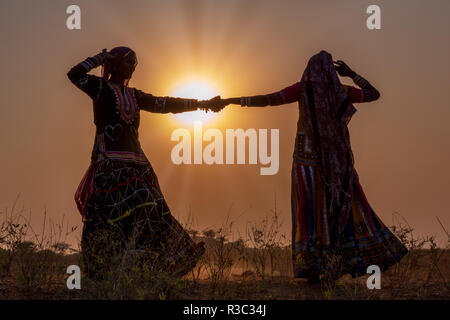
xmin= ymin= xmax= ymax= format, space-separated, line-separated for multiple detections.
xmin=170 ymin=79 xmax=220 ymax=125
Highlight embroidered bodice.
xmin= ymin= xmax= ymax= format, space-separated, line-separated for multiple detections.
xmin=67 ymin=54 xmax=200 ymax=164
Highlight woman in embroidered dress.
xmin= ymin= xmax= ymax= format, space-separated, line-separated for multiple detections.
xmin=221 ymin=51 xmax=408 ymax=283
xmin=67 ymin=47 xmax=223 ymax=279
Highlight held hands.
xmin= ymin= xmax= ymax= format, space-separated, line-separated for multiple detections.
xmin=334 ymin=60 xmax=356 ymax=78
xmin=198 ymin=96 xmax=230 ymax=113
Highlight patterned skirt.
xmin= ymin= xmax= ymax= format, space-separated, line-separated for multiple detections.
xmin=291 ymin=159 xmax=408 ymax=278
xmin=78 ymin=158 xmax=204 ymax=279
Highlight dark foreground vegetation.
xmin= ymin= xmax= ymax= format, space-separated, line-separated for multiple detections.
xmin=1 ymin=197 xmax=449 ymax=300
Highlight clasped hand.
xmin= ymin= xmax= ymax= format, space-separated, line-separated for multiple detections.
xmin=198 ymin=96 xmax=230 ymax=113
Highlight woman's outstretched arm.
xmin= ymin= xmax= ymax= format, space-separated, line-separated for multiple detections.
xmin=223 ymin=60 xmax=380 ymax=107
xmin=136 ymin=90 xmax=223 ymax=114
xmin=223 ymin=82 xmax=302 ymax=107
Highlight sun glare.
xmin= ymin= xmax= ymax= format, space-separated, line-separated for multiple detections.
xmin=170 ymin=79 xmax=220 ymax=125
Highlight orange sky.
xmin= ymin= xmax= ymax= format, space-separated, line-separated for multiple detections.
xmin=1 ymin=0 xmax=449 ymax=247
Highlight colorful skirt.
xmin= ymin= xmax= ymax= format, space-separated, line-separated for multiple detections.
xmin=291 ymin=158 xmax=408 ymax=278
xmin=77 ymin=158 xmax=204 ymax=278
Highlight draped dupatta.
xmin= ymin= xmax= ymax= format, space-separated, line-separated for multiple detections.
xmin=298 ymin=50 xmax=359 ymax=236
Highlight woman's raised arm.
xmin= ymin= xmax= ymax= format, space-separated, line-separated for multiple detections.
xmin=67 ymin=50 xmax=108 ymax=101
xmin=335 ymin=60 xmax=380 ymax=103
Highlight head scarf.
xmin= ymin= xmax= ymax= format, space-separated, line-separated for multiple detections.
xmin=298 ymin=50 xmax=359 ymax=236
xmin=101 ymin=46 xmax=137 ymax=87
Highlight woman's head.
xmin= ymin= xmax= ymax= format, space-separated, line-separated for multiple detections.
xmin=102 ymin=46 xmax=138 ymax=86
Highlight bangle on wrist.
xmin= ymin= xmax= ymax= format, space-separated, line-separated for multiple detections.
xmin=353 ymin=74 xmax=369 ymax=87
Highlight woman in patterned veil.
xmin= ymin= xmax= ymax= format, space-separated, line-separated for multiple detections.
xmin=221 ymin=51 xmax=408 ymax=283
xmin=67 ymin=47 xmax=223 ymax=279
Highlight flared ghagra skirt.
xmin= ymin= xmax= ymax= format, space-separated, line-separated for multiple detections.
xmin=291 ymin=159 xmax=408 ymax=278
xmin=76 ymin=158 xmax=204 ymax=278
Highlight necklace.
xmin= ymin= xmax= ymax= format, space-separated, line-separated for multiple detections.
xmin=107 ymin=81 xmax=137 ymax=124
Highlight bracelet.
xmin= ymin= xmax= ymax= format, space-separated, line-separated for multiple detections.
xmin=353 ymin=74 xmax=369 ymax=88
xmin=184 ymin=99 xmax=198 ymax=110
xmin=80 ymin=59 xmax=94 ymax=71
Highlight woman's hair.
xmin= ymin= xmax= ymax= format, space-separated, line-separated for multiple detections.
xmin=101 ymin=46 xmax=136 ymax=86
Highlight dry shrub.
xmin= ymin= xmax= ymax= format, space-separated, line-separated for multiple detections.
xmin=245 ymin=198 xmax=290 ymax=280
xmin=0 ymin=194 xmax=78 ymax=298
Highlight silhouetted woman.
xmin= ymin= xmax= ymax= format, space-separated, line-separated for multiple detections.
xmin=67 ymin=47 xmax=216 ymax=278
xmin=222 ymin=51 xmax=407 ymax=283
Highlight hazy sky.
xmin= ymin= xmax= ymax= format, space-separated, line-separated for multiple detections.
xmin=1 ymin=0 xmax=449 ymax=247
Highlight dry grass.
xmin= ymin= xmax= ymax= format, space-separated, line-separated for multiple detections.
xmin=1 ymin=195 xmax=449 ymax=300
